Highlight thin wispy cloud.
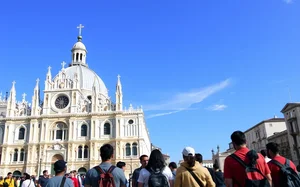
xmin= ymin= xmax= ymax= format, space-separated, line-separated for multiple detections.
xmin=145 ymin=78 xmax=231 ymax=118
xmin=207 ymin=104 xmax=227 ymax=111
xmin=283 ymin=0 xmax=293 ymax=4
xmin=147 ymin=110 xmax=183 ymax=119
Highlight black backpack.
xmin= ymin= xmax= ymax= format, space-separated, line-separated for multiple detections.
xmin=147 ymin=167 xmax=169 ymax=187
xmin=230 ymin=150 xmax=270 ymax=187
xmin=269 ymin=159 xmax=300 ymax=187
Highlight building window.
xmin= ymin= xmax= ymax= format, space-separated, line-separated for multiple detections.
xmin=51 ymin=123 xmax=68 ymax=141
xmin=132 ymin=143 xmax=138 ymax=156
xmin=13 ymin=149 xmax=18 ymax=161
xmin=20 ymin=149 xmax=25 ymax=161
xmin=78 ymin=146 xmax=83 ymax=159
xmin=18 ymin=127 xmax=25 ymax=140
xmin=126 ymin=143 xmax=131 ymax=156
xmin=84 ymin=146 xmax=88 ymax=158
xmin=104 ymin=123 xmax=111 ymax=135
xmin=81 ymin=124 xmax=87 ymax=136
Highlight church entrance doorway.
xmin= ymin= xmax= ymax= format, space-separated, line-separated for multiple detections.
xmin=78 ymin=167 xmax=87 ymax=175
xmin=13 ymin=170 xmax=22 ymax=177
xmin=51 ymin=154 xmax=64 ymax=175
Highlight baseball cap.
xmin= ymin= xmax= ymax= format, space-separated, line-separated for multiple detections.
xmin=54 ymin=160 xmax=67 ymax=172
xmin=182 ymin=147 xmax=195 ymax=156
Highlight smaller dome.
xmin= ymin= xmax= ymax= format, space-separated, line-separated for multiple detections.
xmin=72 ymin=36 xmax=86 ymax=51
xmin=72 ymin=42 xmax=86 ymax=51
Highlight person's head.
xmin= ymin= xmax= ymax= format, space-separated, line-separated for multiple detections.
xmin=146 ymin=149 xmax=166 ymax=170
xmin=182 ymin=147 xmax=196 ymax=167
xmin=53 ymin=160 xmax=67 ymax=175
xmin=116 ymin=161 xmax=126 ymax=172
xmin=213 ymin=163 xmax=220 ymax=170
xmin=231 ymin=131 xmax=247 ymax=149
xmin=23 ymin=173 xmax=30 ymax=180
xmin=7 ymin=172 xmax=12 ymax=179
xmin=69 ymin=171 xmax=75 ymax=177
xmin=139 ymin=155 xmax=149 ymax=168
xmin=43 ymin=170 xmax=48 ymax=176
xmin=260 ymin=150 xmax=267 ymax=157
xmin=168 ymin=162 xmax=177 ymax=171
xmin=100 ymin=144 xmax=114 ymax=161
xmin=266 ymin=142 xmax=280 ymax=159
xmin=195 ymin=153 xmax=203 ymax=164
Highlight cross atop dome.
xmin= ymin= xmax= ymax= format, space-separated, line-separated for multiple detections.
xmin=71 ymin=24 xmax=88 ymax=67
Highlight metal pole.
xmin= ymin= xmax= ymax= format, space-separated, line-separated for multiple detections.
xmin=39 ymin=158 xmax=42 ymax=176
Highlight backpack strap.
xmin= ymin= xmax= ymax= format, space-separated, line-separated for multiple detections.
xmin=60 ymin=176 xmax=66 ymax=187
xmin=269 ymin=159 xmax=285 ymax=169
xmin=107 ymin=165 xmax=116 ymax=173
xmin=184 ymin=167 xmax=204 ymax=187
xmin=94 ymin=166 xmax=105 ymax=175
xmin=230 ymin=154 xmax=267 ymax=179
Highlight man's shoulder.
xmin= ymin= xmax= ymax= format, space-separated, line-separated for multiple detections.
xmin=133 ymin=167 xmax=142 ymax=173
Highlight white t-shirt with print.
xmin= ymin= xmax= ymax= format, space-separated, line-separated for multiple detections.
xmin=137 ymin=167 xmax=174 ymax=187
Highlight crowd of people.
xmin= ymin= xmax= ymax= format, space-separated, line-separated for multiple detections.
xmin=1 ymin=130 xmax=300 ymax=187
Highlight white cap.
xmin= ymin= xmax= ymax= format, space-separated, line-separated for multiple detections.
xmin=182 ymin=147 xmax=195 ymax=156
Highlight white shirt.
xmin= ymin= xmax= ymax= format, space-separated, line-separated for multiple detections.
xmin=265 ymin=157 xmax=271 ymax=163
xmin=137 ymin=167 xmax=174 ymax=187
xmin=21 ymin=179 xmax=35 ymax=187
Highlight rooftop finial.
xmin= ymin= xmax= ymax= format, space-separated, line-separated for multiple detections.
xmin=61 ymin=61 xmax=66 ymax=69
xmin=77 ymin=24 xmax=84 ymax=41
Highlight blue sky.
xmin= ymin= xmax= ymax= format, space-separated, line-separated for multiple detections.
xmin=1 ymin=0 xmax=300 ymax=162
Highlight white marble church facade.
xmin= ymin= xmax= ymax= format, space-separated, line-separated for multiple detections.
xmin=0 ymin=25 xmax=152 ymax=177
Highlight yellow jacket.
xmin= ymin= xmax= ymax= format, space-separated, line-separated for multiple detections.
xmin=174 ymin=161 xmax=215 ymax=187
xmin=0 ymin=178 xmax=15 ymax=187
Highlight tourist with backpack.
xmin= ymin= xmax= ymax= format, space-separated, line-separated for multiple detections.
xmin=224 ymin=131 xmax=272 ymax=187
xmin=84 ymin=144 xmax=127 ymax=187
xmin=137 ymin=149 xmax=174 ymax=187
xmin=174 ymin=147 xmax=215 ymax=187
xmin=266 ymin=142 xmax=300 ymax=187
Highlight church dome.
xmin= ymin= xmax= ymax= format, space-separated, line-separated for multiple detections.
xmin=55 ymin=65 xmax=108 ymax=96
xmin=72 ymin=36 xmax=86 ymax=51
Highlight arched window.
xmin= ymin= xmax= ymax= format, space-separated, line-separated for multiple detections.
xmin=20 ymin=149 xmax=25 ymax=161
xmin=81 ymin=124 xmax=87 ymax=137
xmin=18 ymin=127 xmax=25 ymax=140
xmin=51 ymin=123 xmax=68 ymax=141
xmin=13 ymin=149 xmax=18 ymax=161
xmin=78 ymin=146 xmax=82 ymax=158
xmin=76 ymin=53 xmax=79 ymax=61
xmin=132 ymin=143 xmax=138 ymax=156
xmin=104 ymin=123 xmax=110 ymax=135
xmin=80 ymin=53 xmax=83 ymax=61
xmin=84 ymin=145 xmax=88 ymax=158
xmin=126 ymin=143 xmax=131 ymax=156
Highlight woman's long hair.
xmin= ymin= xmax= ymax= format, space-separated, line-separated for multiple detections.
xmin=146 ymin=149 xmax=166 ymax=171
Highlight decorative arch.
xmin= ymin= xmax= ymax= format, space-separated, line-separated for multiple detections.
xmin=51 ymin=154 xmax=64 ymax=163
xmin=103 ymin=121 xmax=111 ymax=135
xmin=13 ymin=149 xmax=18 ymax=161
xmin=132 ymin=142 xmax=138 ymax=156
xmin=50 ymin=122 xmax=68 ymax=141
xmin=125 ymin=143 xmax=131 ymax=156
xmin=78 ymin=167 xmax=87 ymax=175
xmin=15 ymin=124 xmax=27 ymax=141
xmin=78 ymin=145 xmax=83 ymax=158
xmin=81 ymin=124 xmax=88 ymax=137
xmin=20 ymin=148 xmax=25 ymax=161
xmin=13 ymin=170 xmax=22 ymax=177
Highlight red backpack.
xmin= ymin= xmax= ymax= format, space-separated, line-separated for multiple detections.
xmin=94 ymin=165 xmax=116 ymax=187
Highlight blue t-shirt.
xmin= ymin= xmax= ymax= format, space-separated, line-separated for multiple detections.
xmin=39 ymin=176 xmax=49 ymax=187
xmin=85 ymin=162 xmax=126 ymax=187
xmin=45 ymin=176 xmax=73 ymax=187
